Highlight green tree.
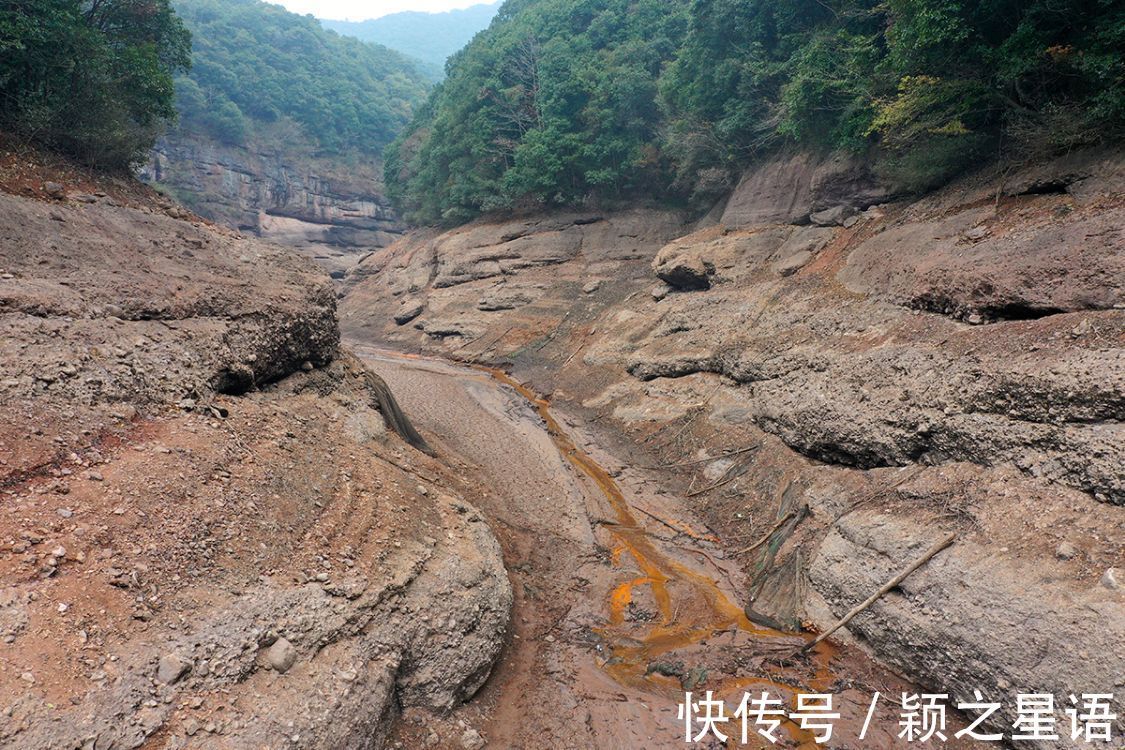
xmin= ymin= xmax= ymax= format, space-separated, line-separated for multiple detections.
xmin=386 ymin=0 xmax=690 ymax=225
xmin=663 ymin=0 xmax=1124 ymax=193
xmin=0 ymin=0 xmax=191 ymax=168
xmin=171 ymin=0 xmax=430 ymax=156
xmin=390 ymin=0 xmax=1123 ymax=224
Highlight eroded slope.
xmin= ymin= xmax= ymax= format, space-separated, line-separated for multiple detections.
xmin=0 ymin=181 xmax=510 ymax=749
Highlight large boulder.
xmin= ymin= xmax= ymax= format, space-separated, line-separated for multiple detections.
xmin=652 ymin=226 xmax=833 ymax=288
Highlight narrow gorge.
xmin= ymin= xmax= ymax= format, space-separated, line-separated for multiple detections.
xmin=2 ymin=128 xmax=1121 ymax=750
xmin=1 ymin=0 xmax=1122 ymax=747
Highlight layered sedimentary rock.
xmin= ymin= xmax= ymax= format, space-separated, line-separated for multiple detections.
xmin=140 ymin=136 xmax=405 ymax=278
xmin=340 ymin=147 xmax=1124 ymax=740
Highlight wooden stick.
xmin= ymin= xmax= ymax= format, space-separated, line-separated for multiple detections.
xmin=633 ymin=504 xmax=717 ymax=543
xmin=632 ymin=504 xmax=683 ymax=536
xmin=801 ymin=533 xmax=956 ymax=653
xmin=560 ymin=326 xmax=595 ymax=368
xmin=732 ymin=510 xmax=796 ymax=556
xmin=472 ymin=326 xmax=514 ymax=362
xmin=674 ymin=544 xmax=739 ymax=590
xmin=370 ymin=453 xmax=438 ymax=484
xmin=534 ymin=310 xmax=573 ymax=351
xmin=656 ymin=444 xmax=759 ymax=469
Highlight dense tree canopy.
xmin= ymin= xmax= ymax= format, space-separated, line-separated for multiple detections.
xmin=171 ymin=0 xmax=431 ymax=155
xmin=385 ymin=0 xmax=690 ymax=225
xmin=664 ymin=0 xmax=1125 ymax=194
xmin=0 ymin=0 xmax=191 ymax=168
xmin=388 ymin=0 xmax=1125 ymax=224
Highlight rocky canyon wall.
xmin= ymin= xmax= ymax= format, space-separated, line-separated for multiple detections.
xmin=139 ymin=134 xmax=405 ymax=278
xmin=339 ymin=146 xmax=1125 ymax=740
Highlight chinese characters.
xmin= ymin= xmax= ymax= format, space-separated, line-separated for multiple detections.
xmin=678 ymin=690 xmax=1118 ymax=745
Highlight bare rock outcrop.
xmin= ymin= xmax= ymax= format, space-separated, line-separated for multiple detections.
xmin=139 ymin=136 xmax=406 ymax=279
xmin=0 ymin=191 xmax=339 ymax=400
xmin=340 ymin=209 xmax=690 ymax=340
xmin=719 ymin=150 xmax=892 ymax=228
xmin=808 ymin=498 xmax=1124 ymax=737
xmin=141 ymin=137 xmax=403 ymax=242
xmin=653 ymin=225 xmax=833 ymax=289
xmin=839 ymin=202 xmax=1124 ymax=321
xmin=340 ymin=145 xmax=1124 ymax=738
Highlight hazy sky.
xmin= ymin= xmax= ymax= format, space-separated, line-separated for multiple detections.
xmin=274 ymin=0 xmax=486 ymax=21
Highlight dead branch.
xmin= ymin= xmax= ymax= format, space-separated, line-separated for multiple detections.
xmin=370 ymin=453 xmax=438 ymax=484
xmin=633 ymin=503 xmax=717 ymax=542
xmin=800 ymin=532 xmax=957 ymax=653
xmin=675 ymin=545 xmax=739 ymax=590
xmin=467 ymin=325 xmax=515 ymax=364
xmin=732 ymin=510 xmax=796 ymax=557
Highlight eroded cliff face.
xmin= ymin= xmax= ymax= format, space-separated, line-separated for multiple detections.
xmin=139 ymin=134 xmax=406 ymax=279
xmin=0 ymin=165 xmax=510 ymax=749
xmin=340 ymin=147 xmax=1124 ymax=740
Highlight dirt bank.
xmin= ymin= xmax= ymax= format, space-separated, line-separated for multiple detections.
xmin=0 ymin=154 xmax=510 ymax=749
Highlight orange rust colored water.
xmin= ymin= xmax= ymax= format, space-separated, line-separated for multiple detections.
xmin=474 ymin=365 xmax=835 ymax=698
xmin=363 ymin=347 xmax=840 ymax=746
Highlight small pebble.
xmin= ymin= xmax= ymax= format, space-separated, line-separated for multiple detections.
xmin=1102 ymin=568 xmax=1120 ymax=591
xmin=1055 ymin=542 xmax=1078 ymax=560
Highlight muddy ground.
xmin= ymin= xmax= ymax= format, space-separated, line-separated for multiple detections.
xmin=360 ymin=347 xmax=984 ymax=749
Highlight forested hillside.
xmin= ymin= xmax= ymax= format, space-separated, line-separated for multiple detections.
xmin=385 ymin=0 xmax=690 ymax=224
xmin=172 ymin=0 xmax=430 ymax=154
xmin=663 ymin=0 xmax=1125 ymax=196
xmin=0 ymin=0 xmax=190 ymax=168
xmin=387 ymin=0 xmax=1125 ymax=225
xmin=321 ymin=2 xmax=500 ymax=80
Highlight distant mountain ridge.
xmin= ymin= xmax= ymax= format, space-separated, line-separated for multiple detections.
xmin=321 ymin=2 xmax=501 ymax=80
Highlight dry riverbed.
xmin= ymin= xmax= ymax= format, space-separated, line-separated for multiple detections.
xmin=358 ymin=346 xmax=981 ymax=749
xmin=339 ymin=148 xmax=1124 ymax=747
